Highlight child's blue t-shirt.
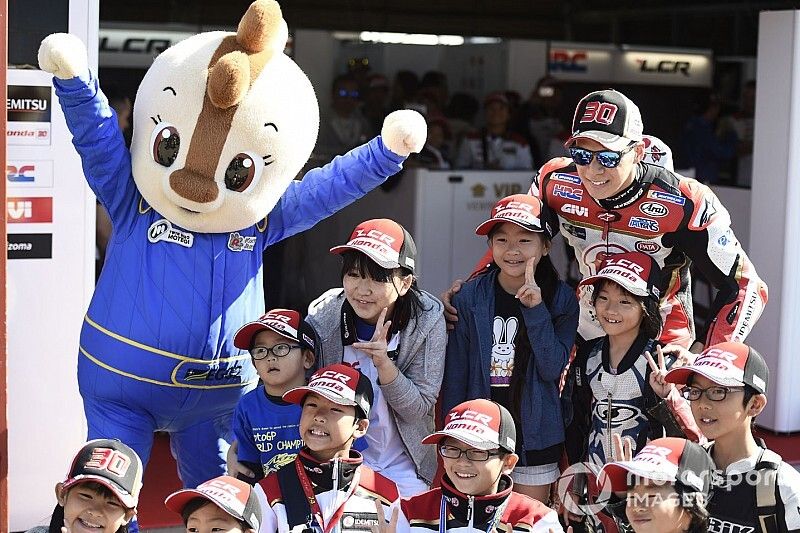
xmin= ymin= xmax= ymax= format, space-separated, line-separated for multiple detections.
xmin=233 ymin=387 xmax=304 ymax=477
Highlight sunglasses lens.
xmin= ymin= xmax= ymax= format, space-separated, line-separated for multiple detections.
xmin=569 ymin=148 xmax=593 ymax=166
xmin=596 ymin=151 xmax=622 ymax=168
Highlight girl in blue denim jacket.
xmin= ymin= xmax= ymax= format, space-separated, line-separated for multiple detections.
xmin=442 ymin=194 xmax=578 ymax=504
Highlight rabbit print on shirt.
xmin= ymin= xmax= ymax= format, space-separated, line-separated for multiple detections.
xmin=490 ymin=316 xmax=518 ymax=385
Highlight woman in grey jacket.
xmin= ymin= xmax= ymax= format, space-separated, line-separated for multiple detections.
xmin=306 ymin=218 xmax=446 ymax=496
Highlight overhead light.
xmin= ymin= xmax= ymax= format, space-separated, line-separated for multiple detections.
xmin=358 ymin=31 xmax=465 ymax=46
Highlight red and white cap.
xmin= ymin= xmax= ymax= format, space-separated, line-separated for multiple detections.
xmin=330 ymin=218 xmax=417 ymax=273
xmin=475 ymin=194 xmax=552 ymax=238
xmin=165 ymin=475 xmax=261 ymax=531
xmin=579 ymin=251 xmax=661 ymax=301
xmin=642 ymin=135 xmax=674 ymax=172
xmin=665 ymin=341 xmax=769 ymax=395
xmin=233 ymin=309 xmax=316 ymax=352
xmin=422 ymin=399 xmax=516 ymax=452
xmin=599 ymin=438 xmax=714 ymax=497
xmin=568 ymin=89 xmax=644 ymax=151
xmin=283 ymin=363 xmax=374 ymax=419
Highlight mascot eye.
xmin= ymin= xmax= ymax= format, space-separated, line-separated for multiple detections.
xmin=225 ymin=152 xmax=261 ymax=192
xmin=151 ymin=124 xmax=181 ymax=167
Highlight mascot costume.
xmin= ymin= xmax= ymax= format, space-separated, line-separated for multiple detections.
xmin=38 ymin=0 xmax=426 ymax=487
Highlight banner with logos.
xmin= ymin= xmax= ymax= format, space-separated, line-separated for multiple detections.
xmin=548 ymin=41 xmax=712 ymax=88
xmin=7 ymin=1 xmax=98 ymax=529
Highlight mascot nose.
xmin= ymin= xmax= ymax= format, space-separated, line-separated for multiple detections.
xmin=169 ymin=168 xmax=220 ymax=204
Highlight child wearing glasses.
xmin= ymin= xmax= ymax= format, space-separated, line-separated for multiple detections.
xmin=562 ymin=251 xmax=701 ymax=532
xmin=393 ymin=399 xmax=562 ymax=533
xmin=442 ymin=194 xmax=578 ymax=504
xmin=665 ymin=342 xmax=800 ymax=531
xmin=227 ymin=309 xmax=317 ymax=483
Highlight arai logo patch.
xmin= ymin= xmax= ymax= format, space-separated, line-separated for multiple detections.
xmin=639 ymin=201 xmax=668 ymax=218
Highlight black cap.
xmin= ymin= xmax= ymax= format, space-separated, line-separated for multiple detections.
xmin=63 ymin=439 xmax=144 ymax=508
xmin=568 ymin=89 xmax=644 ymax=151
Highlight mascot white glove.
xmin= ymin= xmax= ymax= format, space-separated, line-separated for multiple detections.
xmin=381 ymin=109 xmax=427 ymax=157
xmin=38 ymin=33 xmax=89 ymax=80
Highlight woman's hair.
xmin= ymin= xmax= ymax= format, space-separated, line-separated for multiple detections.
xmin=340 ymin=251 xmax=432 ymax=334
xmin=49 ymin=481 xmax=131 ymax=533
xmin=486 ymin=225 xmax=562 ymax=418
xmin=591 ymin=279 xmax=663 ymax=340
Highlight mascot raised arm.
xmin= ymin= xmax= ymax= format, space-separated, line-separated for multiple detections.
xmin=38 ymin=0 xmax=425 ymax=487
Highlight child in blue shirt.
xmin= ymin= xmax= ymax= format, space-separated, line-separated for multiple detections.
xmin=228 ymin=309 xmax=316 ymax=483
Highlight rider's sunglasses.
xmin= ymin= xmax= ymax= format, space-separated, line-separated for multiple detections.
xmin=569 ymin=142 xmax=636 ymax=169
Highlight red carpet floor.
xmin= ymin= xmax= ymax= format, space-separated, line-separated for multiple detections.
xmin=137 ymin=433 xmax=182 ymax=529
xmin=754 ymin=426 xmax=800 ymax=464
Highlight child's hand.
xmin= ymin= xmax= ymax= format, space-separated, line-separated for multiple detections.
xmin=611 ymin=433 xmax=634 ymax=462
xmin=441 ymin=279 xmax=464 ymax=331
xmin=645 ymin=346 xmax=675 ymax=399
xmin=226 ymin=440 xmax=255 ymax=479
xmin=516 ymin=256 xmax=542 ymax=308
xmin=371 ymin=498 xmax=399 ymax=533
xmin=352 ymin=308 xmax=398 ymax=379
xmin=660 ymin=343 xmax=696 ymax=367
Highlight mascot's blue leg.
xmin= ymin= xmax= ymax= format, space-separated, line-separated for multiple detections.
xmin=83 ymin=395 xmax=157 ymax=469
xmin=169 ymin=411 xmax=232 ymax=488
xmin=83 ymin=396 xmax=156 ymax=533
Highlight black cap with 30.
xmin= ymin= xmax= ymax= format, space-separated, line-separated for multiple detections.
xmin=63 ymin=439 xmax=143 ymax=508
xmin=568 ymin=89 xmax=644 ymax=151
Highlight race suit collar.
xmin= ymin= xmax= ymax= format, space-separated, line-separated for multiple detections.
xmin=601 ymin=333 xmax=657 ymax=375
xmin=297 ymin=447 xmax=362 ymax=493
xmin=440 ymin=473 xmax=513 ymax=526
xmin=597 ymin=163 xmax=650 ymax=210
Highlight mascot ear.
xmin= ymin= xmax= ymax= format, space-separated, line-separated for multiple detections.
xmin=236 ymin=0 xmax=287 ymax=54
xmin=207 ymin=0 xmax=287 ymax=109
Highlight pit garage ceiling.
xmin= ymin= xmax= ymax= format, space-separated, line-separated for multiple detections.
xmin=101 ymin=1 xmax=800 ymax=55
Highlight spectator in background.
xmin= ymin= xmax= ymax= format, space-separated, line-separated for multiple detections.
xmin=406 ymin=117 xmax=451 ymax=170
xmin=315 ymin=74 xmax=370 ymax=164
xmin=512 ymin=76 xmax=568 ymax=165
xmin=419 ymin=70 xmax=449 ymax=114
xmin=347 ymin=56 xmax=372 ymax=94
xmin=362 ymin=73 xmax=391 ymax=138
xmin=390 ymin=69 xmax=419 ymax=111
xmin=729 ymin=80 xmax=756 ymax=187
xmin=682 ymin=91 xmax=738 ymax=184
xmin=455 ymin=91 xmax=533 ymax=170
xmin=445 ymin=92 xmax=480 ymax=159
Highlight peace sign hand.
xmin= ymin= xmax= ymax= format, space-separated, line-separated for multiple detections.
xmin=515 ymin=256 xmax=542 ymax=308
xmin=371 ymin=498 xmax=399 ymax=533
xmin=352 ymin=307 xmax=394 ymax=372
xmin=645 ymin=345 xmax=675 ymax=399
xmin=612 ymin=433 xmax=635 ymax=462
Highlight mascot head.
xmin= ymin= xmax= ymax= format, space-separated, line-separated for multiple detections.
xmin=130 ymin=0 xmax=318 ymax=233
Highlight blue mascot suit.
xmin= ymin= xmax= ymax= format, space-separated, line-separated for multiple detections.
xmin=55 ymin=74 xmax=406 ymax=488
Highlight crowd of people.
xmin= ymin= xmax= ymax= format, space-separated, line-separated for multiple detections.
xmin=307 ymin=63 xmax=756 ymax=188
xmin=34 ymin=84 xmax=798 ymax=533
xmin=309 ymin=68 xmax=571 ymax=173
